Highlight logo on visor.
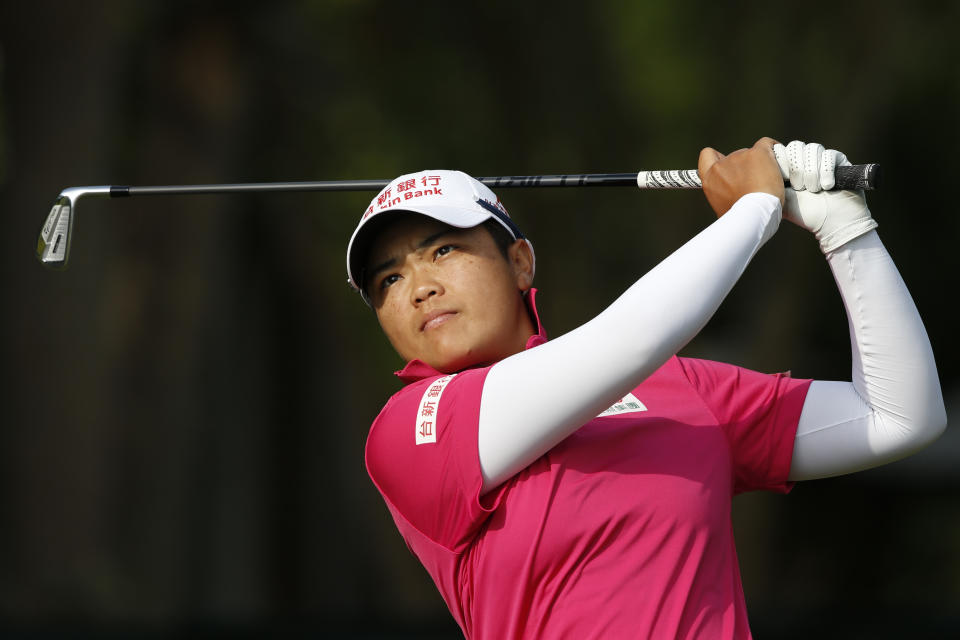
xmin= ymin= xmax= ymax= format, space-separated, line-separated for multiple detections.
xmin=480 ymin=197 xmax=510 ymax=217
xmin=363 ymin=175 xmax=444 ymax=220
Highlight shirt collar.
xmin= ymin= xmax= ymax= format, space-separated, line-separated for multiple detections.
xmin=395 ymin=288 xmax=548 ymax=384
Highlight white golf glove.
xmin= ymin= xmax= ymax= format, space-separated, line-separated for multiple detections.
xmin=774 ymin=140 xmax=878 ymax=254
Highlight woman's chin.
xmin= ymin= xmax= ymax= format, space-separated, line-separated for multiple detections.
xmin=428 ymin=347 xmax=486 ymax=374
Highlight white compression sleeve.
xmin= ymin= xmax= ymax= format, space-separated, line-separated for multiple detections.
xmin=788 ymin=231 xmax=946 ymax=481
xmin=478 ymin=193 xmax=782 ymax=492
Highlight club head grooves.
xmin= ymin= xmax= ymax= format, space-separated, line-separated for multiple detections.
xmin=36 ymin=195 xmax=73 ymax=269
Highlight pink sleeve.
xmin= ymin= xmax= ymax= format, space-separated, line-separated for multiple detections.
xmin=677 ymin=357 xmax=812 ymax=494
xmin=364 ymin=367 xmax=507 ymax=552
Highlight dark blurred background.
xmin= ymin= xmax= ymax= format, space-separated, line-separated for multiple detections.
xmin=1 ymin=1 xmax=957 ymax=637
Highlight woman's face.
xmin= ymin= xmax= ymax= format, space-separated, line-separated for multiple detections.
xmin=365 ymin=216 xmax=535 ymax=373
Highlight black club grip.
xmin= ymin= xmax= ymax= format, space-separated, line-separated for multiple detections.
xmin=833 ymin=163 xmax=880 ymax=190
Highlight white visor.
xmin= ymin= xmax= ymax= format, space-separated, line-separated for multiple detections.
xmin=346 ymin=169 xmax=533 ymax=304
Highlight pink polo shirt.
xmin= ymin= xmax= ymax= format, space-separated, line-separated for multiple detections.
xmin=365 ymin=291 xmax=811 ymax=639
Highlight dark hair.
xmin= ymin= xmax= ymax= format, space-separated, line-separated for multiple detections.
xmin=481 ymin=218 xmax=516 ymax=259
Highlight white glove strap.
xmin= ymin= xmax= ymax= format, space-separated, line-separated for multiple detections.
xmin=819 ymin=214 xmax=879 ymax=254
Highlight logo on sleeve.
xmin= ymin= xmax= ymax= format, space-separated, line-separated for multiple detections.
xmin=416 ymin=374 xmax=456 ymax=445
xmin=598 ymin=392 xmax=647 ymax=417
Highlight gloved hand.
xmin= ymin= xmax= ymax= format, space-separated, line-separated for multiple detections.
xmin=774 ymin=140 xmax=878 ymax=254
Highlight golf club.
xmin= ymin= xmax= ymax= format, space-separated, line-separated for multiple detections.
xmin=36 ymin=164 xmax=880 ymax=270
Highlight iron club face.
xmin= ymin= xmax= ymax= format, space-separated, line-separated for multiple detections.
xmin=37 ymin=195 xmax=74 ymax=269
xmin=36 ymin=187 xmax=110 ymax=269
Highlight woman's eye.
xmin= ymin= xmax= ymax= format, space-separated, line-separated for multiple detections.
xmin=436 ymin=244 xmax=456 ymax=258
xmin=380 ymin=274 xmax=401 ymax=290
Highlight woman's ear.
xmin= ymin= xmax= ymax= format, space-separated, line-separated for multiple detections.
xmin=508 ymin=239 xmax=535 ymax=291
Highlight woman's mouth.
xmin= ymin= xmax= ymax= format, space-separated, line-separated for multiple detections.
xmin=421 ymin=311 xmax=457 ymax=332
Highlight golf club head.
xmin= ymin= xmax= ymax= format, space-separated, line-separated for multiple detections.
xmin=36 ymin=195 xmax=74 ymax=269
xmin=36 ymin=187 xmax=110 ymax=269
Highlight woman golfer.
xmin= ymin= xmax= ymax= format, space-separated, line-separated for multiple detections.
xmin=345 ymin=138 xmax=945 ymax=639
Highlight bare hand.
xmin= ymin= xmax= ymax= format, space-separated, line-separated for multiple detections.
xmin=698 ymin=137 xmax=786 ymax=217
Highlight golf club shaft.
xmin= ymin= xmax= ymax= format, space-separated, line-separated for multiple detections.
xmin=111 ymin=173 xmax=642 ymax=195
xmin=105 ymin=164 xmax=878 ymax=195
xmin=108 ymin=174 xmax=638 ymax=196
